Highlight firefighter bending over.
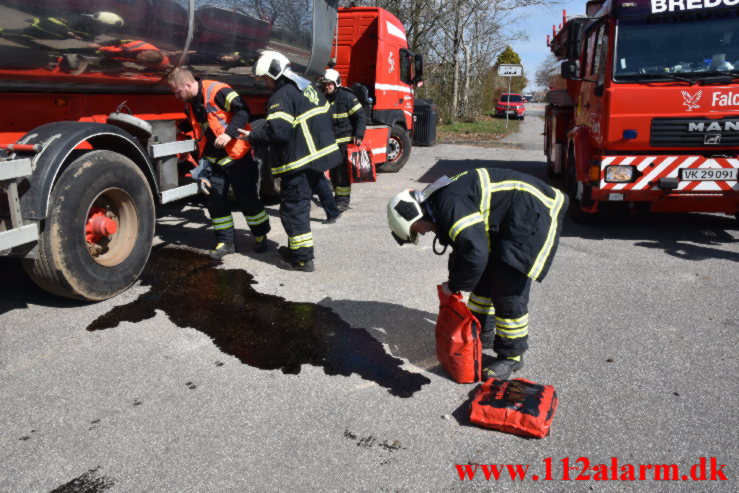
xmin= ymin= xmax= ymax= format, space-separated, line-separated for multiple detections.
xmin=247 ymin=51 xmax=342 ymax=272
xmin=168 ymin=67 xmax=270 ymax=260
xmin=319 ymin=68 xmax=366 ymax=211
xmin=387 ymin=168 xmax=568 ymax=380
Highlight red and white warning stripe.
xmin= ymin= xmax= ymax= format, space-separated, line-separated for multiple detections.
xmin=600 ymin=156 xmax=739 ymax=192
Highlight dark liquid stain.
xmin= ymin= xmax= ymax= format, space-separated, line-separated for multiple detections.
xmin=87 ymin=247 xmax=430 ymax=398
xmin=48 ymin=467 xmax=114 ymax=493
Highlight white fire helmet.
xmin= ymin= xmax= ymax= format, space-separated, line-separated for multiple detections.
xmin=253 ymin=50 xmax=290 ymax=80
xmin=387 ymin=189 xmax=423 ymax=245
xmin=90 ymin=12 xmax=124 ymax=27
xmin=322 ymin=68 xmax=341 ymax=86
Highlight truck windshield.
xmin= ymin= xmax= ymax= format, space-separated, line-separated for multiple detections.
xmin=614 ymin=11 xmax=739 ymax=81
xmin=500 ymin=95 xmax=523 ymax=102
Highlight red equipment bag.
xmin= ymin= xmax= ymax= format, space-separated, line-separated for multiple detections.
xmin=435 ymin=285 xmax=482 ymax=383
xmin=346 ymin=143 xmax=376 ymax=183
xmin=469 ymin=378 xmax=559 ymax=438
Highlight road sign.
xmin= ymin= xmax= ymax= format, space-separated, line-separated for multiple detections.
xmin=498 ymin=64 xmax=523 ymax=77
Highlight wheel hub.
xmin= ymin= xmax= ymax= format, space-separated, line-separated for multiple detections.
xmin=86 ymin=207 xmax=118 ymax=244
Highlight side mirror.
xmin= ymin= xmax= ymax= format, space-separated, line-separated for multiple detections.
xmin=561 ymin=60 xmax=578 ymax=79
xmin=414 ymin=53 xmax=424 ymax=80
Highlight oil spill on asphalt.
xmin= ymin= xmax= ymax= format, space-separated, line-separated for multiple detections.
xmin=87 ymin=247 xmax=430 ymax=398
xmin=48 ymin=467 xmax=114 ymax=493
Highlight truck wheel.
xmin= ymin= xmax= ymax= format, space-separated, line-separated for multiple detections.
xmin=23 ymin=150 xmax=155 ymax=301
xmin=378 ymin=124 xmax=411 ymax=173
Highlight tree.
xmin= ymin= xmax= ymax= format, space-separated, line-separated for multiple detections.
xmin=341 ymin=0 xmax=553 ymax=122
xmin=535 ymin=52 xmax=560 ymax=89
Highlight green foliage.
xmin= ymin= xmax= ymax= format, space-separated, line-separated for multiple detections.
xmin=439 ymin=118 xmax=519 ymax=135
xmin=495 ymin=45 xmax=521 ymax=66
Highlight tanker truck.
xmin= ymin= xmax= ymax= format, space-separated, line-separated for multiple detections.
xmin=0 ymin=0 xmax=422 ymax=300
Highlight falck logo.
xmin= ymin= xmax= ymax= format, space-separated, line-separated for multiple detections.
xmin=704 ymin=134 xmax=721 ymax=145
xmin=388 ymin=52 xmax=395 ymax=73
xmin=681 ymin=90 xmax=702 ymax=111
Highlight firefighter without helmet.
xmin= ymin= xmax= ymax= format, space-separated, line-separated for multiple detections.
xmin=387 ymin=189 xmax=423 ymax=245
xmin=253 ymin=50 xmax=290 ymax=80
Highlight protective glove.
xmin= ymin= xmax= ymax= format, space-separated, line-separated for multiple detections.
xmin=191 ymin=158 xmax=212 ymax=181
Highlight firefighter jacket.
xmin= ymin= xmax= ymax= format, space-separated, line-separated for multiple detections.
xmin=426 ymin=168 xmax=567 ymax=292
xmin=249 ymin=79 xmax=341 ymax=176
xmin=181 ymin=80 xmax=250 ymax=167
xmin=327 ymin=87 xmax=366 ymax=145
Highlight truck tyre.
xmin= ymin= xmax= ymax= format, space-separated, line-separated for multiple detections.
xmin=378 ymin=124 xmax=411 ymax=173
xmin=23 ymin=150 xmax=155 ymax=301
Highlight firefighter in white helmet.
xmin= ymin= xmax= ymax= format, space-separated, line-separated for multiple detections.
xmin=1 ymin=11 xmax=123 ymax=43
xmin=387 ymin=168 xmax=568 ymax=380
xmin=319 ymin=68 xmax=366 ymax=211
xmin=245 ymin=50 xmax=342 ymax=271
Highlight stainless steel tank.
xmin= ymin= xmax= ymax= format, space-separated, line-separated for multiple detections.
xmin=0 ymin=0 xmax=337 ymax=93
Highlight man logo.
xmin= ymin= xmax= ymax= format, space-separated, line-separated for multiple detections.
xmin=682 ymin=90 xmax=702 ymax=112
xmin=704 ymin=134 xmax=721 ymax=145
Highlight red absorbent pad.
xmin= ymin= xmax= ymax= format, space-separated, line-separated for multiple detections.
xmin=435 ymin=285 xmax=482 ymax=383
xmin=469 ymin=378 xmax=559 ymax=438
xmin=347 ymin=143 xmax=375 ymax=183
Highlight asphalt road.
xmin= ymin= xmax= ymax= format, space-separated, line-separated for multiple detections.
xmin=2 ymin=112 xmax=738 ymax=492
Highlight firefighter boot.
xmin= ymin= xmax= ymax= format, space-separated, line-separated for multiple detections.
xmin=254 ymin=235 xmax=268 ymax=253
xmin=209 ymin=242 xmax=235 ymax=260
xmin=277 ymin=246 xmax=314 ymax=272
xmin=277 ymin=258 xmax=315 ymax=272
xmin=483 ymin=355 xmax=524 ymax=381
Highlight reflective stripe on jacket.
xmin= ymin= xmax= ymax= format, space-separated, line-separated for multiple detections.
xmin=249 ymin=80 xmax=341 ymax=176
xmin=328 ymin=87 xmax=366 ymax=144
xmin=187 ymin=80 xmax=250 ymax=165
xmin=429 ymin=168 xmax=567 ymax=291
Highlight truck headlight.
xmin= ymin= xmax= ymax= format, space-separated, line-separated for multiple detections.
xmin=604 ymin=165 xmax=636 ymax=183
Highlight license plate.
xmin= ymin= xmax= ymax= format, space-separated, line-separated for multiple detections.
xmin=506 ymin=110 xmax=515 ymax=114
xmin=681 ymin=168 xmax=738 ymax=181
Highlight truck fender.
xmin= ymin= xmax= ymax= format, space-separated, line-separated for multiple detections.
xmin=371 ymin=109 xmax=407 ymax=131
xmin=567 ymin=126 xmax=592 ymax=182
xmin=16 ymin=121 xmax=156 ymax=221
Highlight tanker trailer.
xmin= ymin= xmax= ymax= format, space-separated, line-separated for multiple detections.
xmin=0 ymin=0 xmax=338 ymax=300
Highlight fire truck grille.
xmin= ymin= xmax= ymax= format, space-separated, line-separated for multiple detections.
xmin=650 ymin=117 xmax=739 ymax=147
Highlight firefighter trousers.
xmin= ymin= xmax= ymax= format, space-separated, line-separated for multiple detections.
xmin=206 ymin=155 xmax=270 ymax=244
xmin=313 ymin=171 xmax=340 ymax=219
xmin=279 ymin=169 xmax=327 ymax=262
xmin=466 ymin=254 xmax=532 ymax=357
xmin=330 ymin=143 xmax=351 ymax=207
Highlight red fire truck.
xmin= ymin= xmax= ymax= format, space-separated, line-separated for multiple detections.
xmin=332 ymin=7 xmax=423 ymax=172
xmin=0 ymin=0 xmax=420 ymax=300
xmin=544 ymin=0 xmax=739 ymax=221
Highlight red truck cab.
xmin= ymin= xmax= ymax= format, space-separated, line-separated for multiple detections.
xmin=496 ymin=93 xmax=526 ymax=120
xmin=545 ymin=0 xmax=739 ymax=220
xmin=333 ymin=7 xmax=423 ymax=172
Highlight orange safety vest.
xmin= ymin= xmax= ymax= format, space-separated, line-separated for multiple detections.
xmin=99 ymin=40 xmax=171 ymax=66
xmin=187 ymin=80 xmax=251 ymax=165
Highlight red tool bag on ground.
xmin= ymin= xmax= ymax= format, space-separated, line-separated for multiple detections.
xmin=469 ymin=378 xmax=559 ymax=438
xmin=346 ymin=143 xmax=375 ymax=183
xmin=435 ymin=285 xmax=482 ymax=383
